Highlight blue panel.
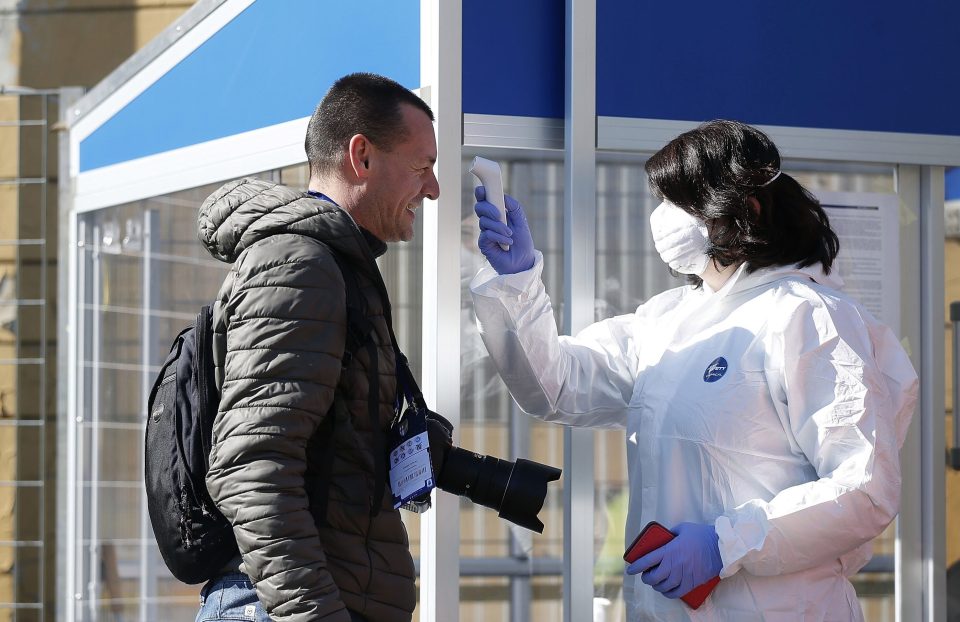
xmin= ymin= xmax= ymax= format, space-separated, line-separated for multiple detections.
xmin=462 ymin=0 xmax=563 ymax=118
xmin=948 ymin=168 xmax=960 ymax=202
xmin=81 ymin=0 xmax=419 ymax=172
xmin=599 ymin=1 xmax=960 ymax=136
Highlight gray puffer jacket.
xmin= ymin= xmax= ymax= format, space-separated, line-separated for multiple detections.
xmin=198 ymin=178 xmax=415 ymax=622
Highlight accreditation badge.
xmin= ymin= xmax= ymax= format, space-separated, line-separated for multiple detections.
xmin=388 ymin=406 xmax=435 ymax=510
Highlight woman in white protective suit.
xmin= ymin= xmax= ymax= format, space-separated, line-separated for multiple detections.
xmin=468 ymin=120 xmax=918 ymax=621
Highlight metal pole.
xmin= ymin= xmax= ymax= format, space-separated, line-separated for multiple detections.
xmin=919 ymin=165 xmax=946 ymax=622
xmin=57 ymin=85 xmax=84 ymax=622
xmin=87 ymin=227 xmax=102 ymax=621
xmin=894 ymin=164 xmax=927 ymax=622
xmin=563 ymin=1 xmax=596 ymax=621
xmin=419 ymin=1 xmax=463 ymax=620
xmin=139 ymin=210 xmax=157 ymax=621
xmin=70 ymin=219 xmax=87 ymax=622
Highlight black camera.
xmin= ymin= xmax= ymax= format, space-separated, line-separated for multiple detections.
xmin=423 ymin=409 xmax=561 ymax=533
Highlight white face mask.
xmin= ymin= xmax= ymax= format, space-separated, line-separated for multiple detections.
xmin=649 ymin=200 xmax=711 ymax=275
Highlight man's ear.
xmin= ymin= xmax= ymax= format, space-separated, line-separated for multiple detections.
xmin=347 ymin=134 xmax=372 ymax=180
xmin=747 ymin=196 xmax=762 ymax=219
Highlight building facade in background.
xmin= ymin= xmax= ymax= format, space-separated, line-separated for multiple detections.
xmin=0 ymin=3 xmax=188 ymax=619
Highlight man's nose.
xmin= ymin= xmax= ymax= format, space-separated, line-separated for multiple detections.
xmin=424 ymin=169 xmax=440 ymax=201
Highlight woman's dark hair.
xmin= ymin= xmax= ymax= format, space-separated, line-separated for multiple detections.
xmin=305 ymin=72 xmax=434 ymax=179
xmin=644 ymin=120 xmax=839 ymax=285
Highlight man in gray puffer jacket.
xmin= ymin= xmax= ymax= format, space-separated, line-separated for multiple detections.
xmin=195 ymin=73 xmax=440 ymax=622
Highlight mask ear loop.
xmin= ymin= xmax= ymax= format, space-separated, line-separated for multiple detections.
xmin=760 ymin=170 xmax=781 ymax=187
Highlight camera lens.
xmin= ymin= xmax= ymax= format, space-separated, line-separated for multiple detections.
xmin=498 ymin=458 xmax=562 ymax=532
xmin=436 ymin=447 xmax=561 ymax=533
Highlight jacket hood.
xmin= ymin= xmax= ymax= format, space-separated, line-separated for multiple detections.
xmin=198 ymin=177 xmax=384 ymax=268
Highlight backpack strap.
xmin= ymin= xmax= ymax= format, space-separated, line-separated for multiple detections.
xmin=307 ymin=248 xmax=387 ymax=523
xmin=329 ymin=252 xmax=387 ymax=518
xmin=196 ymin=305 xmax=217 ymax=470
xmin=305 ymin=240 xmax=414 ymax=523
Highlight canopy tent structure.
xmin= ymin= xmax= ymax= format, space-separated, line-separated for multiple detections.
xmin=60 ymin=1 xmax=960 ymax=621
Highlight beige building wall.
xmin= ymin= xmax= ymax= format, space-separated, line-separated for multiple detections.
xmin=0 ymin=92 xmax=20 ymax=622
xmin=12 ymin=1 xmax=191 ymax=89
xmin=1 ymin=2 xmax=189 ymax=619
xmin=945 ymin=238 xmax=960 ymax=570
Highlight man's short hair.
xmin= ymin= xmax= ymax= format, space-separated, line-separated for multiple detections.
xmin=305 ymin=72 xmax=434 ymax=179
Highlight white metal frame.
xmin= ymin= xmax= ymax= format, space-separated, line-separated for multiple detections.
xmin=419 ymin=1 xmax=462 ymax=620
xmin=65 ymin=216 xmax=85 ymax=622
xmin=72 ymin=118 xmax=309 ymax=213
xmin=599 ymin=117 xmax=960 ymax=166
xmin=87 ymin=229 xmax=102 ymax=620
xmin=898 ymin=165 xmax=925 ymax=620
xmin=892 ymin=163 xmax=948 ymax=622
xmin=563 ymin=1 xmax=597 ymax=621
xmin=464 ymin=114 xmax=565 ymax=151
xmin=57 ymin=86 xmax=82 ymax=622
xmin=918 ymin=166 xmax=947 ymax=622
xmin=138 ymin=210 xmax=158 ymax=622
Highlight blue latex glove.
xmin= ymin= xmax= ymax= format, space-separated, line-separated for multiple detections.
xmin=626 ymin=522 xmax=723 ymax=600
xmin=474 ymin=186 xmax=536 ymax=275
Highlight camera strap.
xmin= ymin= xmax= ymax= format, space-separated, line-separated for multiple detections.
xmin=394 ymin=351 xmax=425 ymax=413
xmin=344 ymin=232 xmax=435 ymax=512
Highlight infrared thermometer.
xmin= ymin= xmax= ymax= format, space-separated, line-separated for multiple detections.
xmin=469 ymin=156 xmax=509 ymax=250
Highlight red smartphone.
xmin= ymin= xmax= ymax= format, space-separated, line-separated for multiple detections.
xmin=623 ymin=521 xmax=720 ymax=610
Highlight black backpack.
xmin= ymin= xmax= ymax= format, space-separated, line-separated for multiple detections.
xmin=144 ymin=251 xmax=378 ymax=585
xmin=144 ymin=305 xmax=232 ymax=584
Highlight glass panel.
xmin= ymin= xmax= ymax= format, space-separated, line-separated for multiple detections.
xmin=90 ymin=543 xmax=198 ymax=621
xmin=460 ymin=151 xmax=566 ymax=619
xmin=0 ymin=607 xmax=42 ymax=622
xmin=75 ymin=178 xmax=238 ymax=620
xmin=0 ymin=485 xmax=44 ymax=544
xmin=14 ymin=231 xmax=56 ymax=303
xmin=0 ymin=425 xmax=43 ymax=483
xmin=93 ymin=368 xmax=148 ymax=424
xmin=593 ymin=156 xmax=681 ymax=618
xmin=0 ymin=543 xmax=43 ymax=607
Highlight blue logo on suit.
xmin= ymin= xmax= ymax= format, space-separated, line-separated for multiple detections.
xmin=703 ymin=357 xmax=728 ymax=382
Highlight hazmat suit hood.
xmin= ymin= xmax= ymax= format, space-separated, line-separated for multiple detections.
xmin=711 ymin=262 xmax=845 ymax=299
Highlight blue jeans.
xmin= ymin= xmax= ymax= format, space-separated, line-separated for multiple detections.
xmin=196 ymin=573 xmax=368 ymax=622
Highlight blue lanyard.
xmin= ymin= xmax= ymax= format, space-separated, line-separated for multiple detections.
xmin=307 ymin=190 xmax=338 ymax=205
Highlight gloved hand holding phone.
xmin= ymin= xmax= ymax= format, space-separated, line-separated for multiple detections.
xmin=627 ymin=522 xmax=723 ymax=601
xmin=474 ymin=186 xmax=537 ymax=275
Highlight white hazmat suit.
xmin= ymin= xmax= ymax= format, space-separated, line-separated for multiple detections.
xmin=470 ymin=253 xmax=917 ymax=621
